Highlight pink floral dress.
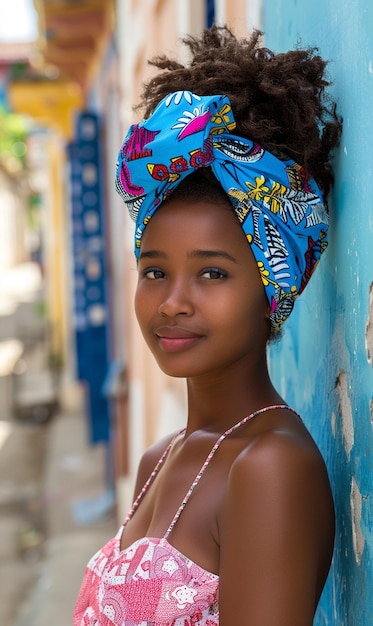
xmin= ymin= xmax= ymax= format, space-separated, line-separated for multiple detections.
xmin=74 ymin=404 xmax=291 ymax=625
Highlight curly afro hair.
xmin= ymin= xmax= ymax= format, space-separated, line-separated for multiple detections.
xmin=138 ymin=25 xmax=342 ymax=201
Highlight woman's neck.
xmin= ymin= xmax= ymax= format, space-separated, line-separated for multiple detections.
xmin=184 ymin=354 xmax=283 ymax=434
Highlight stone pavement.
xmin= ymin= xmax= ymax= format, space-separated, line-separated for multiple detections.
xmin=13 ymin=401 xmax=117 ymax=626
xmin=1 ymin=382 xmax=116 ymax=626
xmin=0 ymin=413 xmax=46 ymax=626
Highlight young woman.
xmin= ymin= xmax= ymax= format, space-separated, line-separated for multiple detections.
xmin=74 ymin=26 xmax=342 ymax=626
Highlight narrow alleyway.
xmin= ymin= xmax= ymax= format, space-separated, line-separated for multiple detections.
xmin=0 ymin=265 xmax=116 ymax=626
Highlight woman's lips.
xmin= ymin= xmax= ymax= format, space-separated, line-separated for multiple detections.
xmin=155 ymin=327 xmax=203 ymax=352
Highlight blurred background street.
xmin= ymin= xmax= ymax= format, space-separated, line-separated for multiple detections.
xmin=0 ymin=261 xmax=116 ymax=626
xmin=0 ymin=0 xmax=373 ymax=624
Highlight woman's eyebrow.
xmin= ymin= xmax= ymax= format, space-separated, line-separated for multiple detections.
xmin=139 ymin=250 xmax=167 ymax=260
xmin=188 ymin=249 xmax=238 ymax=264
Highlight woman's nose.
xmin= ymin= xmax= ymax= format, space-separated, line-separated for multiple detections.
xmin=158 ymin=281 xmax=194 ymax=317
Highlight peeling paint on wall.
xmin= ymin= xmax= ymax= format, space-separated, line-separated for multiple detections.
xmin=350 ymin=477 xmax=365 ymax=565
xmin=366 ymin=282 xmax=373 ymax=366
xmin=331 ymin=411 xmax=336 ymax=437
xmin=335 ymin=372 xmax=354 ymax=459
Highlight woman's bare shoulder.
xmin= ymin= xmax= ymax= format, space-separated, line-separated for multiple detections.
xmin=218 ymin=414 xmax=334 ymax=625
xmin=231 ymin=410 xmax=331 ymax=495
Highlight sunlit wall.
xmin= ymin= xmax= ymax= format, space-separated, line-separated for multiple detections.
xmin=265 ymin=2 xmax=373 ymax=624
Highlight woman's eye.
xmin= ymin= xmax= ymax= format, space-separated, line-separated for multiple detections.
xmin=143 ymin=268 xmax=165 ymax=280
xmin=201 ymin=268 xmax=227 ymax=280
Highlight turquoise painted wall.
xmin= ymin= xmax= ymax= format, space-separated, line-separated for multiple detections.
xmin=264 ymin=1 xmax=373 ymax=624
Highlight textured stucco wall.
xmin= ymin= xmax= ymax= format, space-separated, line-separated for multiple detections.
xmin=264 ymin=1 xmax=373 ymax=624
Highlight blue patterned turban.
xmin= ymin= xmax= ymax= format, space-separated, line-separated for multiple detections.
xmin=115 ymin=91 xmax=328 ymax=329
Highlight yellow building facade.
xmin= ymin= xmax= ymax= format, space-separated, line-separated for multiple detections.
xmin=8 ymin=0 xmax=114 ymax=386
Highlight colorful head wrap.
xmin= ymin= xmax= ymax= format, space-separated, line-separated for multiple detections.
xmin=115 ymin=91 xmax=328 ymax=329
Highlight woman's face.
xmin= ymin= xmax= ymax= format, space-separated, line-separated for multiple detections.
xmin=135 ymin=198 xmax=270 ymax=380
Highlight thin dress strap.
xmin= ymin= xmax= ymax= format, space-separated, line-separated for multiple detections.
xmin=164 ymin=404 xmax=297 ymax=539
xmin=122 ymin=429 xmax=186 ymax=528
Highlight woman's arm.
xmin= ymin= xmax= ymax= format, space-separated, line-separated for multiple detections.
xmin=219 ymin=429 xmax=334 ymax=626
